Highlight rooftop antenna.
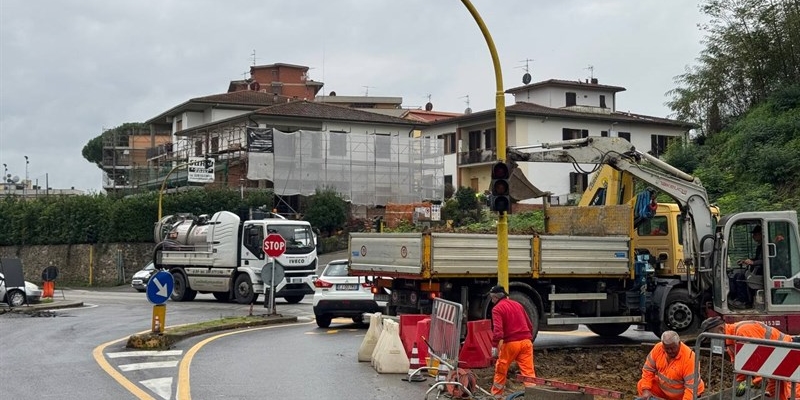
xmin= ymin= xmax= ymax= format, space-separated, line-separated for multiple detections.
xmin=251 ymin=49 xmax=258 ymax=66
xmin=362 ymin=85 xmax=375 ymax=96
xmin=585 ymin=65 xmax=594 ymax=80
xmin=460 ymin=95 xmax=472 ymax=114
xmin=518 ymin=58 xmax=534 ymax=84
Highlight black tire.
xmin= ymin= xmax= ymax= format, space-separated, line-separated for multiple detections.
xmin=509 ymin=291 xmax=540 ymax=340
xmin=213 ymin=292 xmax=230 ymax=302
xmin=170 ymin=272 xmax=197 ymax=301
xmin=234 ymin=274 xmax=255 ymax=304
xmin=660 ymin=288 xmax=699 ymax=336
xmin=6 ymin=290 xmax=25 ymax=307
xmin=586 ymin=323 xmax=631 ymax=337
xmin=283 ymin=295 xmax=304 ymax=304
xmin=352 ymin=315 xmax=364 ymax=325
xmin=316 ymin=315 xmax=332 ymax=328
xmin=135 ymin=288 xmax=146 ymax=293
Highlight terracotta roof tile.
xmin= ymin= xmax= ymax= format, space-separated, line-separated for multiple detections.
xmin=253 ymin=101 xmax=422 ymax=125
xmin=506 ymin=79 xmax=626 ymax=93
xmin=191 ymin=91 xmax=293 ymax=106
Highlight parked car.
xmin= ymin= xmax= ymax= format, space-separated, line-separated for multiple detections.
xmin=0 ymin=272 xmax=42 ymax=307
xmin=131 ymin=262 xmax=157 ymax=292
xmin=312 ymin=259 xmax=384 ymax=328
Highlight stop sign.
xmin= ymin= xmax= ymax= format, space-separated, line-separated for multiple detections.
xmin=263 ymin=233 xmax=286 ymax=258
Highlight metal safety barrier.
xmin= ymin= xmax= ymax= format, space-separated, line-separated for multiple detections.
xmin=693 ymin=332 xmax=800 ymax=400
xmin=428 ymin=297 xmax=464 ymax=370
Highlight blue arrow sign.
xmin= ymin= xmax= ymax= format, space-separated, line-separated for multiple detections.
xmin=146 ymin=271 xmax=174 ymax=305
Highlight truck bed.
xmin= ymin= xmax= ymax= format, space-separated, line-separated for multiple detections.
xmin=349 ymin=232 xmax=631 ymax=278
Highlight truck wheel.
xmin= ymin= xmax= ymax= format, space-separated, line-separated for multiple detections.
xmin=662 ymin=288 xmax=698 ymax=335
xmin=171 ymin=272 xmax=197 ymax=301
xmin=586 ymin=323 xmax=630 ymax=337
xmin=316 ymin=314 xmax=332 ymax=328
xmin=234 ymin=274 xmax=255 ymax=304
xmin=509 ymin=291 xmax=540 ymax=340
xmin=212 ymin=292 xmax=230 ymax=302
xmin=283 ymin=295 xmax=304 ymax=304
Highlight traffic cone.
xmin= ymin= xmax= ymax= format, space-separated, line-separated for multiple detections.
xmin=403 ymin=342 xmax=426 ymax=382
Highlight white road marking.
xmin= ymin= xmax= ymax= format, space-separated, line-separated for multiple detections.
xmin=108 ymin=350 xmax=183 ymax=358
xmin=119 ymin=361 xmax=180 ymax=372
xmin=141 ymin=377 xmax=173 ymax=400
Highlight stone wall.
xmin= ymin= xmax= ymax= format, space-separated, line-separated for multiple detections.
xmin=0 ymin=243 xmax=154 ymax=287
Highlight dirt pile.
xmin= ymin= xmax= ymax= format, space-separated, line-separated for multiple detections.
xmin=470 ymin=346 xmax=735 ymax=399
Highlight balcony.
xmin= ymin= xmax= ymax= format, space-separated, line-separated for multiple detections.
xmin=458 ymin=148 xmax=497 ymax=165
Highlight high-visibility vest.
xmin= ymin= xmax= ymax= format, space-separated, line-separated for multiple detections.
xmin=641 ymin=342 xmax=705 ymax=400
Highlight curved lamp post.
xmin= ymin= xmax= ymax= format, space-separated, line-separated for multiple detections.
xmin=158 ymin=162 xmax=189 ymax=221
xmin=460 ymin=0 xmax=509 ymax=289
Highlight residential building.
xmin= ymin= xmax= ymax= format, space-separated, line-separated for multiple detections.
xmin=422 ymin=78 xmax=695 ymax=204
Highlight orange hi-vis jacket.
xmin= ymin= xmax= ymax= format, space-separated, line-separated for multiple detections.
xmin=638 ymin=342 xmax=705 ymax=400
xmin=724 ymin=321 xmax=792 ymax=381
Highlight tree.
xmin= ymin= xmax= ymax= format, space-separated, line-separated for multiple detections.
xmin=82 ymin=135 xmax=104 ymax=167
xmin=667 ymin=0 xmax=800 ymax=136
xmin=304 ymin=187 xmax=348 ymax=235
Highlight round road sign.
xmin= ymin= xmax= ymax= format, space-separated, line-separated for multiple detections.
xmin=263 ymin=233 xmax=287 ymax=258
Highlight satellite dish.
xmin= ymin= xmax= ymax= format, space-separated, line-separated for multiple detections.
xmin=523 ymin=73 xmax=532 ymax=84
xmin=464 ymin=107 xmax=472 ymax=115
xmin=12 ymin=175 xmax=19 ymax=183
xmin=425 ymin=102 xmax=433 ymax=111
xmin=250 ymin=81 xmax=260 ymax=91
xmin=329 ymin=91 xmax=337 ymax=96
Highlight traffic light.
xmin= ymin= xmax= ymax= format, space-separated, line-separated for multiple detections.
xmin=490 ymin=161 xmax=512 ymax=214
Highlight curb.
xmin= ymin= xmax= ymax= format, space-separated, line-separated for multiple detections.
xmin=126 ymin=315 xmax=298 ymax=350
xmin=0 ymin=300 xmax=84 ymax=315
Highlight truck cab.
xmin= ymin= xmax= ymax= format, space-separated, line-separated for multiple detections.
xmin=713 ymin=212 xmax=800 ymax=332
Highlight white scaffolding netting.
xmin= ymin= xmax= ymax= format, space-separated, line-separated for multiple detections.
xmin=271 ymin=129 xmax=444 ymax=206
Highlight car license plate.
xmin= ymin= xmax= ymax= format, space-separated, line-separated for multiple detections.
xmin=336 ymin=284 xmax=359 ymax=291
xmin=289 ymin=277 xmax=304 ymax=283
xmin=374 ymin=294 xmax=390 ymax=302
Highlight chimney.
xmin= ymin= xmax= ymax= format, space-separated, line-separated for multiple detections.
xmin=591 ymin=78 xmax=598 ymax=84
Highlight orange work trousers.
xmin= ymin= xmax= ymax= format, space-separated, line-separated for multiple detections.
xmin=491 ymin=339 xmax=535 ymax=397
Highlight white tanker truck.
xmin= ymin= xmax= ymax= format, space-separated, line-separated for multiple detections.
xmin=153 ymin=210 xmax=318 ymax=304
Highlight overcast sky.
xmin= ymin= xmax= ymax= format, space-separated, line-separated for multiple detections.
xmin=0 ymin=0 xmax=706 ymax=193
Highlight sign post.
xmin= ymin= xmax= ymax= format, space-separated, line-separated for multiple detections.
xmin=263 ymin=234 xmax=286 ymax=315
xmin=146 ymin=271 xmax=174 ymax=334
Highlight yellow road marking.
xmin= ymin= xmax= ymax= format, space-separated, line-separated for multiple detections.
xmin=177 ymin=321 xmax=313 ymax=400
xmin=92 ymin=330 xmax=157 ymax=400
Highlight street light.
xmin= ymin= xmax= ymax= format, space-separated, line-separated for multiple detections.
xmin=24 ymin=156 xmax=29 ymax=196
xmin=158 ymin=161 xmax=190 ymax=221
xmin=461 ymin=0 xmax=509 ymax=290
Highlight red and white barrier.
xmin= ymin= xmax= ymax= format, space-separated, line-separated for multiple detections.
xmin=734 ymin=342 xmax=800 ymax=381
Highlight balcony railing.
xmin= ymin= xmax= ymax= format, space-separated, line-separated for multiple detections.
xmin=458 ymin=148 xmax=497 ymax=165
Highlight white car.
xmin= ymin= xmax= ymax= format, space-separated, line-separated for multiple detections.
xmin=312 ymin=259 xmax=384 ymax=328
xmin=131 ymin=262 xmax=157 ymax=292
xmin=0 ymin=272 xmax=43 ymax=307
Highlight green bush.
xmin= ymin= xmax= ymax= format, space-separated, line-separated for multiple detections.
xmin=304 ymin=187 xmax=348 ymax=235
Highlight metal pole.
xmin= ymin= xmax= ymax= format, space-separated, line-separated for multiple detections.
xmin=269 ymin=260 xmax=277 ymax=315
xmin=158 ymin=162 xmax=189 ymax=220
xmin=460 ymin=0 xmax=508 ymax=289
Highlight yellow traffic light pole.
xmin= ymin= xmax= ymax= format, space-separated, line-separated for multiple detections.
xmin=460 ymin=0 xmax=509 ymax=290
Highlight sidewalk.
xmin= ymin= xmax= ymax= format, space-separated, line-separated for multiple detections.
xmin=0 ymin=297 xmax=84 ymax=314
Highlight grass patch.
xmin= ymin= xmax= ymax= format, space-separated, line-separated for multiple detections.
xmin=165 ymin=315 xmax=267 ymax=335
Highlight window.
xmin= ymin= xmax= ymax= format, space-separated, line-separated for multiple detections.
xmin=194 ymin=140 xmax=203 ymax=157
xmin=562 ymin=128 xmax=589 ymax=140
xmin=651 ymin=134 xmax=676 ymax=157
xmin=438 ymin=133 xmax=456 ymax=155
xmin=600 ymin=95 xmax=607 ymax=108
xmin=618 ymin=132 xmax=631 ymax=141
xmin=569 ymin=172 xmax=588 ymax=193
xmin=210 ymin=137 xmax=219 ymax=153
xmin=444 ymin=175 xmax=453 ymax=186
xmin=766 ymin=220 xmax=800 ymax=308
xmin=637 ymin=216 xmax=669 ymax=236
xmin=468 ymin=130 xmax=481 ymax=150
xmin=483 ymin=129 xmax=496 ymax=150
xmin=176 ymin=119 xmax=183 ymax=132
xmin=271 ymin=83 xmax=283 ymax=95
xmin=566 ymin=92 xmax=577 ymax=107
xmin=601 ymin=131 xmax=609 ymax=137
xmin=330 ymin=133 xmax=347 ymax=156
xmin=375 ymin=134 xmax=391 ymax=159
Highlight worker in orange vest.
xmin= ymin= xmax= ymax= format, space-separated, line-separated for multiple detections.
xmin=701 ymin=316 xmax=800 ymax=400
xmin=488 ymin=285 xmax=535 ymax=399
xmin=636 ymin=330 xmax=705 ymax=400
